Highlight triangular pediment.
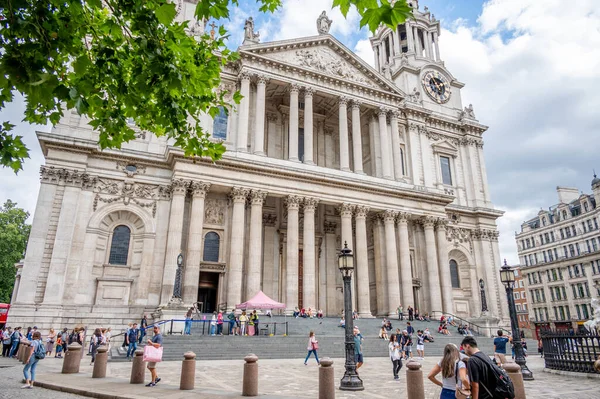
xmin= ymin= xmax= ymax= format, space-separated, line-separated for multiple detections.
xmin=240 ymin=35 xmax=404 ymax=96
xmin=431 ymin=139 xmax=458 ymax=155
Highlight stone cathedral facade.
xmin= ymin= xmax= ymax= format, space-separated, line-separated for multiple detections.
xmin=9 ymin=1 xmax=507 ymax=329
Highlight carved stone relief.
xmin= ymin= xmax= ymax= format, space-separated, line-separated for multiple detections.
xmin=204 ymin=199 xmax=226 ymax=225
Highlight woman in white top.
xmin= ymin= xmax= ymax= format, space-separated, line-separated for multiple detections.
xmin=427 ymin=344 xmax=470 ymax=399
xmin=304 ymin=331 xmax=320 ymax=365
xmin=388 ymin=334 xmax=402 ymax=380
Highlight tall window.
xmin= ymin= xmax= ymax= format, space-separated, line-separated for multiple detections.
xmin=108 ymin=225 xmax=131 ymax=265
xmin=440 ymin=156 xmax=452 ymax=185
xmin=449 ymin=259 xmax=460 ymax=288
xmin=298 ymin=128 xmax=305 ymax=162
xmin=399 ymin=147 xmax=406 ymax=176
xmin=203 ymin=232 xmax=220 ymax=262
xmin=212 ymin=106 xmax=228 ymax=140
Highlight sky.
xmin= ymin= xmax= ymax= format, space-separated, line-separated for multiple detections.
xmin=1 ymin=0 xmax=599 ymax=266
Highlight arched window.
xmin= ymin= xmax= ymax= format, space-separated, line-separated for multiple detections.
xmin=449 ymin=259 xmax=460 ymax=288
xmin=203 ymin=232 xmax=220 ymax=262
xmin=212 ymin=106 xmax=228 ymax=140
xmin=108 ymin=225 xmax=131 ymax=265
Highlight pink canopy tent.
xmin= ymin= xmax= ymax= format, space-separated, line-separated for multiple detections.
xmin=236 ymin=291 xmax=286 ymax=310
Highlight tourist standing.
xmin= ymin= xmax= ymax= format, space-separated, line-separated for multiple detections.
xmin=406 ymin=321 xmax=415 ymax=336
xmin=216 ymin=311 xmax=224 ymax=335
xmin=10 ymin=326 xmax=22 ymax=358
xmin=126 ymin=323 xmax=139 ymax=360
xmin=354 ymin=328 xmax=363 ymax=370
xmin=408 ymin=306 xmax=414 ymax=321
xmin=227 ymin=310 xmax=236 ymax=335
xmin=145 ymin=326 xmax=163 ymax=387
xmin=25 ymin=326 xmax=32 ymax=340
xmin=90 ymin=328 xmax=105 ymax=365
xmin=239 ymin=311 xmax=248 ymax=336
xmin=401 ymin=330 xmax=413 ymax=360
xmin=388 ymin=334 xmax=402 ymax=380
xmin=493 ymin=330 xmax=510 ymax=366
xmin=304 ymin=331 xmax=320 ymax=365
xmin=139 ymin=314 xmax=148 ymax=343
xmin=397 ymin=304 xmax=404 ymax=320
xmin=461 ymin=336 xmax=495 ymax=399
xmin=427 ymin=343 xmax=470 ymax=399
xmin=105 ymin=327 xmax=112 ymax=352
xmin=45 ymin=328 xmax=56 ymax=356
xmin=210 ymin=312 xmax=217 ymax=336
xmin=60 ymin=328 xmax=69 ymax=354
xmin=22 ymin=331 xmax=44 ymax=389
xmin=416 ymin=330 xmax=426 ymax=359
xmin=251 ymin=310 xmax=259 ymax=336
xmin=2 ymin=327 xmax=12 ymax=357
xmin=184 ymin=307 xmax=193 ymax=335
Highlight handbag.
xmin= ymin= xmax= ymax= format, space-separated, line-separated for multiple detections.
xmin=454 ymin=362 xmax=471 ymax=399
xmin=143 ymin=345 xmax=163 ymax=363
xmin=312 ymin=341 xmax=319 ymax=350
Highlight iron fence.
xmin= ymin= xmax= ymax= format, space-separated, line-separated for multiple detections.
xmin=541 ymin=330 xmax=600 ymax=373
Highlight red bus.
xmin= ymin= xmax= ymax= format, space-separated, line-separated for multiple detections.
xmin=0 ymin=303 xmax=9 ymax=329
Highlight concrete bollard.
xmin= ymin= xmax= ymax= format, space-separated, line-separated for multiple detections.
xmin=62 ymin=343 xmax=82 ymax=374
xmin=406 ymin=360 xmax=425 ymax=399
xmin=92 ymin=346 xmax=109 ymax=378
xmin=180 ymin=351 xmax=196 ymax=390
xmin=242 ymin=353 xmax=259 ymax=397
xmin=503 ymin=362 xmax=526 ymax=399
xmin=130 ymin=349 xmax=145 ymax=384
xmin=318 ymin=358 xmax=335 ymax=399
xmin=17 ymin=342 xmax=24 ymax=362
xmin=594 ymin=356 xmax=600 ymax=373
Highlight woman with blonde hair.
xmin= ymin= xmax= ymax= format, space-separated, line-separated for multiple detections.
xmin=45 ymin=328 xmax=56 ymax=356
xmin=239 ymin=311 xmax=248 ymax=336
xmin=427 ymin=343 xmax=470 ymax=399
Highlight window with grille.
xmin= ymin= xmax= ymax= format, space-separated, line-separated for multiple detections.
xmin=203 ymin=232 xmax=220 ymax=262
xmin=108 ymin=225 xmax=131 ymax=265
xmin=449 ymin=259 xmax=460 ymax=288
xmin=440 ymin=156 xmax=452 ymax=185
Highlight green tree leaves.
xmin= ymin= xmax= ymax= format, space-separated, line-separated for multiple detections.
xmin=0 ymin=200 xmax=30 ymax=303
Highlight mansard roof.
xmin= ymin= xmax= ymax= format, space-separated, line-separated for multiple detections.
xmin=239 ymin=34 xmax=405 ymax=97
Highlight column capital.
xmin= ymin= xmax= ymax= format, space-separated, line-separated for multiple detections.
xmin=324 ymin=220 xmax=337 ymax=234
xmin=338 ymin=203 xmax=355 ymax=217
xmin=382 ymin=210 xmax=398 ymax=223
xmin=249 ymin=190 xmax=267 ymax=205
xmin=304 ymin=87 xmax=315 ymax=97
xmin=303 ymin=197 xmax=319 ymax=212
xmin=285 ymin=194 xmax=302 ymax=210
xmin=339 ymin=96 xmax=350 ymax=106
xmin=254 ymin=74 xmax=270 ymax=85
xmin=229 ymin=186 xmax=249 ymax=203
xmin=171 ymin=179 xmax=190 ymax=196
xmin=378 ymin=106 xmax=390 ymax=117
xmin=421 ymin=215 xmax=437 ymax=228
xmin=239 ymin=71 xmax=252 ymax=82
xmin=389 ymin=109 xmax=400 ymax=119
xmin=436 ymin=218 xmax=449 ymax=230
xmin=351 ymin=100 xmax=361 ymax=110
xmin=289 ymin=83 xmax=301 ymax=94
xmin=355 ymin=205 xmax=370 ymax=219
xmin=190 ymin=181 xmax=211 ymax=198
xmin=396 ymin=211 xmax=411 ymax=224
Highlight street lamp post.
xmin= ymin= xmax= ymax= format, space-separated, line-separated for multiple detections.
xmin=338 ymin=242 xmax=364 ymax=391
xmin=479 ymin=278 xmax=488 ymax=313
xmin=499 ymin=260 xmax=534 ymax=380
xmin=173 ymin=253 xmax=184 ymax=299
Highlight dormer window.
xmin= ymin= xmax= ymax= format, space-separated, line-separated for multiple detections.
xmin=542 ymin=217 xmax=546 ymax=226
xmin=584 ymin=202 xmax=589 ymax=212
xmin=562 ymin=210 xmax=567 ymax=220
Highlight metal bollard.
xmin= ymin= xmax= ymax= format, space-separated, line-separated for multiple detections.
xmin=242 ymin=353 xmax=259 ymax=396
xmin=406 ymin=360 xmax=425 ymax=399
xmin=180 ymin=351 xmax=196 ymax=390
xmin=92 ymin=346 xmax=109 ymax=378
xmin=62 ymin=343 xmax=82 ymax=374
xmin=130 ymin=349 xmax=145 ymax=384
xmin=318 ymin=358 xmax=335 ymax=399
xmin=503 ymin=362 xmax=526 ymax=399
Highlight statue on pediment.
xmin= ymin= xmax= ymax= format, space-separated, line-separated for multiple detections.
xmin=400 ymin=52 xmax=409 ymax=66
xmin=408 ymin=87 xmax=422 ymax=103
xmin=464 ymin=103 xmax=476 ymax=119
xmin=317 ymin=11 xmax=332 ymax=35
xmin=243 ymin=17 xmax=260 ymax=44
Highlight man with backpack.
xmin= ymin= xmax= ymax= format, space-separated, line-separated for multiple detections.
xmin=126 ymin=323 xmax=139 ymax=360
xmin=461 ymin=336 xmax=515 ymax=399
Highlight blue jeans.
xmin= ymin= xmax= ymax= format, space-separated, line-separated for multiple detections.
xmin=23 ymin=357 xmax=40 ymax=382
xmin=127 ymin=342 xmax=137 ymax=358
xmin=210 ymin=325 xmax=216 ymax=335
xmin=228 ymin=321 xmax=234 ymax=334
xmin=184 ymin=319 xmax=192 ymax=335
xmin=9 ymin=341 xmax=19 ymax=357
xmin=138 ymin=328 xmax=146 ymax=343
xmin=440 ymin=388 xmax=455 ymax=399
xmin=304 ymin=350 xmax=319 ymax=364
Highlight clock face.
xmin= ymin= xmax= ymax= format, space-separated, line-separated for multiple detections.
xmin=421 ymin=70 xmax=451 ymax=103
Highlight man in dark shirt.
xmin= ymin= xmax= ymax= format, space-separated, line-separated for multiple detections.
xmin=462 ymin=336 xmax=494 ymax=399
xmin=493 ymin=330 xmax=511 ymax=365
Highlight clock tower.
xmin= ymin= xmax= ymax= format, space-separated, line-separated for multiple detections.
xmin=370 ymin=1 xmax=466 ymax=118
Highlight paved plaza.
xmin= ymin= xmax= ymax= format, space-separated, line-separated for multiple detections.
xmin=1 ymin=354 xmax=599 ymax=399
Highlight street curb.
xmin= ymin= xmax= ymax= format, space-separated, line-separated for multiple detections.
xmin=542 ymin=367 xmax=600 ymax=379
xmin=34 ymin=380 xmax=132 ymax=399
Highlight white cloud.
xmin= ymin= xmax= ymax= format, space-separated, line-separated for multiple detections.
xmin=354 ymin=36 xmax=375 ymax=67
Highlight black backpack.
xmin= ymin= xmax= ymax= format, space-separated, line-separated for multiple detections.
xmin=474 ymin=352 xmax=515 ymax=399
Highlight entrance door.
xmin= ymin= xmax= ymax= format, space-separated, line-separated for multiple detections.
xmin=197 ymin=272 xmax=219 ymax=314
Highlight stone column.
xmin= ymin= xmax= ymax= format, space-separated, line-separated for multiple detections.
xmin=303 ymin=197 xmax=318 ymax=309
xmin=477 ymin=142 xmax=491 ymax=204
xmin=351 ymin=100 xmax=363 ymax=174
xmin=324 ymin=220 xmax=338 ymax=316
xmin=285 ymin=195 xmax=301 ymax=313
xmin=226 ymin=187 xmax=249 ymax=310
xmin=423 ymin=216 xmax=443 ymax=312
xmin=436 ymin=220 xmax=453 ymax=314
xmin=490 ymin=233 xmax=508 ymax=319
xmin=338 ymin=97 xmax=350 ymax=172
xmin=423 ymin=30 xmax=432 ymax=59
xmin=237 ymin=72 xmax=251 ymax=152
xmin=261 ymin=213 xmax=278 ymax=299
xmin=407 ymin=123 xmax=422 ymax=185
xmin=253 ymin=75 xmax=268 ymax=155
xmin=373 ymin=215 xmax=387 ymax=316
xmin=160 ymin=179 xmax=190 ymax=305
xmin=246 ymin=190 xmax=267 ymax=299
xmin=183 ymin=181 xmax=211 ymax=304
xmin=397 ymin=212 xmax=414 ymax=309
xmin=355 ymin=206 xmax=371 ymax=317
xmin=378 ymin=108 xmax=392 ymax=179
xmin=413 ymin=27 xmax=421 ymax=55
xmin=303 ymin=88 xmax=315 ymax=165
xmin=339 ymin=203 xmax=354 ymax=251
xmin=432 ymin=31 xmax=440 ymax=61
xmin=383 ymin=210 xmax=401 ymax=315
xmin=288 ymin=84 xmax=300 ymax=162
xmin=467 ymin=140 xmax=484 ymax=205
xmin=406 ymin=22 xmax=414 ymax=53
xmin=390 ymin=110 xmax=403 ymax=180
xmin=369 ymin=115 xmax=382 ymax=178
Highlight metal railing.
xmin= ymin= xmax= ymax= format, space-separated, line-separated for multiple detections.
xmin=541 ymin=330 xmax=600 ymax=374
xmin=429 ymin=311 xmax=511 ymax=337
xmin=167 ymin=319 xmax=289 ymax=337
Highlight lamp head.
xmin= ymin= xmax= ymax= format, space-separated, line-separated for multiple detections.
xmin=479 ymin=278 xmax=484 ymax=289
xmin=337 ymin=241 xmax=354 ymax=276
xmin=177 ymin=253 xmax=184 ymax=267
xmin=499 ymin=259 xmax=515 ymax=288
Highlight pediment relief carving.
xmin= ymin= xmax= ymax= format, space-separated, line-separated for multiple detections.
xmin=431 ymin=139 xmax=459 ymax=156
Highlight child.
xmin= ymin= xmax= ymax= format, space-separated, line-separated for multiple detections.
xmin=416 ymin=330 xmax=426 ymax=359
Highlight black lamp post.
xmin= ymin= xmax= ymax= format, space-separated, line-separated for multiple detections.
xmin=338 ymin=242 xmax=363 ymax=391
xmin=479 ymin=278 xmax=488 ymax=312
xmin=173 ymin=253 xmax=184 ymax=299
xmin=499 ymin=260 xmax=534 ymax=380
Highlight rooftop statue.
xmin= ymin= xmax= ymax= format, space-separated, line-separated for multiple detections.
xmin=317 ymin=11 xmax=332 ymax=35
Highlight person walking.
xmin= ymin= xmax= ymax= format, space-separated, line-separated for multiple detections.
xmin=416 ymin=330 xmax=426 ymax=359
xmin=304 ymin=331 xmax=320 ymax=365
xmin=406 ymin=321 xmax=415 ymax=336
xmin=45 ymin=328 xmax=56 ymax=356
xmin=427 ymin=343 xmax=470 ymax=399
xmin=9 ymin=326 xmax=22 ymax=358
xmin=388 ymin=334 xmax=403 ymax=380
xmin=126 ymin=323 xmax=139 ymax=360
xmin=21 ymin=331 xmax=44 ymax=389
xmin=139 ymin=314 xmax=148 ymax=343
xmin=184 ymin=308 xmax=193 ymax=335
xmin=401 ymin=330 xmax=413 ymax=360
xmin=90 ymin=328 xmax=105 ymax=365
xmin=2 ymin=327 xmax=12 ymax=357
xmin=145 ymin=326 xmax=163 ymax=387
xmin=461 ymin=336 xmax=496 ymax=399
xmin=493 ymin=330 xmax=510 ymax=366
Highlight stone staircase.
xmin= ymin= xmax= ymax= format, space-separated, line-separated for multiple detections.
xmin=111 ymin=316 xmax=495 ymax=362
